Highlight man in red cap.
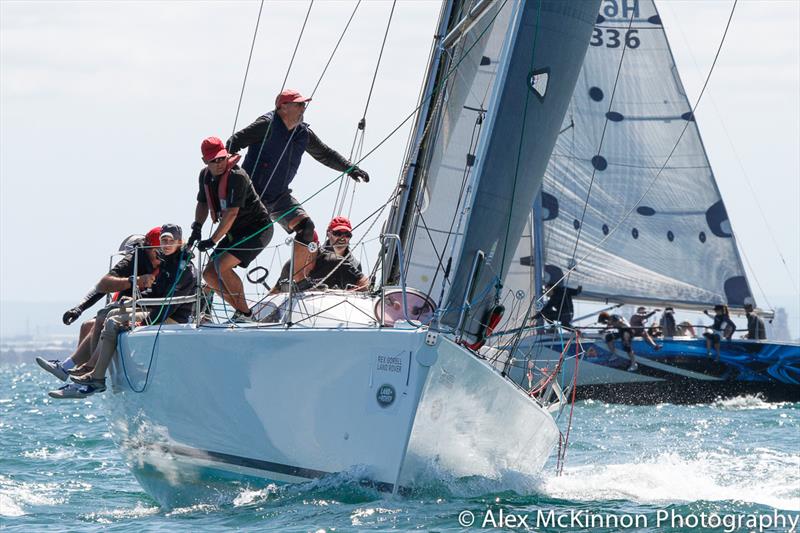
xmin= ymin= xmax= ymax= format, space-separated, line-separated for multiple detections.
xmin=36 ymin=228 xmax=162 ymax=382
xmin=274 ymin=216 xmax=369 ymax=292
xmin=226 ymin=89 xmax=369 ymax=282
xmin=188 ymin=136 xmax=273 ymax=321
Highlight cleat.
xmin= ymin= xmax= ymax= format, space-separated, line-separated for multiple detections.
xmin=627 ymin=363 xmax=639 ymax=372
xmin=35 ymin=357 xmax=69 ymax=381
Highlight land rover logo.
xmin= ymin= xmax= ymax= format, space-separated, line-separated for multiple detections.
xmin=376 ymin=384 xmax=395 ymax=407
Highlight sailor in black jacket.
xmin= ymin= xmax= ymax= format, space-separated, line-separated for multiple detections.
xmin=227 ymin=89 xmax=369 ymax=285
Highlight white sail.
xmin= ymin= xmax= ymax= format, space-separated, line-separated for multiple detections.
xmin=396 ymin=0 xmax=601 ymax=340
xmin=402 ymin=0 xmax=517 ymax=303
xmin=538 ymin=0 xmax=754 ymax=309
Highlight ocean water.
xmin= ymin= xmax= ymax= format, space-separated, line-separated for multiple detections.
xmin=1 ymin=358 xmax=798 ymax=532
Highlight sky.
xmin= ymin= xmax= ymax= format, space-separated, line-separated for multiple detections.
xmin=1 ymin=0 xmax=798 ymax=339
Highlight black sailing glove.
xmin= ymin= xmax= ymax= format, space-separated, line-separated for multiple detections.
xmin=62 ymin=307 xmax=82 ymax=325
xmin=188 ymin=222 xmax=203 ymax=247
xmin=348 ymin=167 xmax=369 ymax=183
xmin=197 ymin=238 xmax=216 ymax=252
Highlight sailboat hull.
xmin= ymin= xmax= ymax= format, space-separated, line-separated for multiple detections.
xmin=107 ymin=322 xmax=559 ymax=507
xmin=511 ymin=336 xmax=800 ymax=404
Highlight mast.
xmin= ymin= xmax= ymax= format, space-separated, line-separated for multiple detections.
xmin=383 ymin=0 xmax=461 ymax=284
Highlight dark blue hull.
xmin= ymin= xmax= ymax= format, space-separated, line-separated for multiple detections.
xmin=515 ymin=337 xmax=800 ymax=404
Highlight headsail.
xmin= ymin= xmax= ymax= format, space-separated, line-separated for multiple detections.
xmin=388 ymin=0 xmax=600 ymax=342
xmin=538 ymin=0 xmax=754 ymax=309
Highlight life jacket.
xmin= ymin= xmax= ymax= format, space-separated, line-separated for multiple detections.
xmin=204 ymin=154 xmax=241 ymax=223
xmin=242 ymin=111 xmax=310 ymax=203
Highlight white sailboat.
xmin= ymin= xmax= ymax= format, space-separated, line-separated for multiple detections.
xmin=105 ymin=0 xmax=601 ymax=507
xmin=501 ymin=0 xmax=800 ymax=404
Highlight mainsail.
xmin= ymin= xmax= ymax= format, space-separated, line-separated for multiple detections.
xmin=537 ymin=0 xmax=754 ymax=309
xmin=388 ymin=0 xmax=600 ymax=341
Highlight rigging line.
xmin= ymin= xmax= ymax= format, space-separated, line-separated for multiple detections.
xmin=249 ymin=0 xmax=313 ymax=201
xmin=230 ymin=0 xmax=266 ymax=140
xmin=346 ymin=131 xmax=367 ymax=218
xmin=500 ymin=0 xmax=542 ymax=277
xmin=282 ymin=0 xmax=315 ymax=91
xmin=266 ymin=0 xmax=511 ymax=239
xmin=422 ymin=107 xmax=485 ymax=300
xmin=335 ymin=0 xmax=396 ymax=219
xmin=257 ymin=0 xmax=359 ymax=202
xmin=733 ymin=230 xmax=774 ymax=311
xmin=332 ymin=126 xmax=360 ymax=217
xmin=498 ymin=0 xmax=546 ymax=365
xmin=545 ymin=0 xmax=741 ymax=305
xmin=310 ymin=0 xmax=362 ymax=98
xmin=361 ymin=0 xmax=397 ymax=119
xmin=308 ymin=191 xmax=397 ymax=292
xmin=552 ymin=11 xmax=635 ymax=322
xmin=666 ymin=4 xmax=798 ymax=296
xmin=348 ymin=0 xmax=512 ymax=181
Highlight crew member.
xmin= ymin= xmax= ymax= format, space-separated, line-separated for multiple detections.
xmin=189 ymin=136 xmax=273 ymax=322
xmin=227 ymin=89 xmax=369 ymax=283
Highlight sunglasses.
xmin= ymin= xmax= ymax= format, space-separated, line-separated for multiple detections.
xmin=207 ymin=156 xmax=227 ymax=164
xmin=331 ymin=230 xmax=352 ymax=238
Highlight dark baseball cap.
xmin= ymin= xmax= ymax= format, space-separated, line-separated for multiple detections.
xmin=160 ymin=223 xmax=183 ymax=241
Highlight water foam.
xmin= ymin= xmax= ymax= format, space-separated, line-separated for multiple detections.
xmin=82 ymin=502 xmax=160 ymax=523
xmin=711 ymin=395 xmax=794 ymax=411
xmin=232 ymin=484 xmax=279 ymax=507
xmin=0 ymin=476 xmax=68 ymax=517
xmin=542 ymin=451 xmax=800 ymax=510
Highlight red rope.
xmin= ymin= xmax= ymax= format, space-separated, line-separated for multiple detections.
xmin=529 ymin=336 xmax=572 ymax=397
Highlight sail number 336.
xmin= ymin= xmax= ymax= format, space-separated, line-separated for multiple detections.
xmin=590 ymin=28 xmax=640 ymax=49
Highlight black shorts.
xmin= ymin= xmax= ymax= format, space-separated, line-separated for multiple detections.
xmin=266 ymin=191 xmax=309 ymax=232
xmin=216 ymin=225 xmax=273 ymax=268
xmin=605 ymin=328 xmax=633 ymax=353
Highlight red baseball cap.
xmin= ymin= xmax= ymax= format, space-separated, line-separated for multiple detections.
xmin=327 ymin=216 xmax=352 ymax=233
xmin=201 ymin=136 xmax=229 ymax=162
xmin=275 ymin=89 xmax=311 ymax=108
xmin=145 ymin=227 xmax=162 ymax=247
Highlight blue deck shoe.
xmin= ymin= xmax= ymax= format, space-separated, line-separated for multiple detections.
xmin=35 ymin=357 xmax=69 ymax=381
xmin=48 ymin=380 xmax=106 ymax=399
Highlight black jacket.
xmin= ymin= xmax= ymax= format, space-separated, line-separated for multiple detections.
xmin=142 ymin=246 xmax=197 ymax=324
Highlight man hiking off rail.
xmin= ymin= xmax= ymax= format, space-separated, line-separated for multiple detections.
xmin=226 ymin=89 xmax=369 ymax=283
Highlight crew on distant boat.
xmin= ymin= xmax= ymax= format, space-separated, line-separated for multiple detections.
xmin=536 ymin=282 xmax=582 ymax=328
xmin=676 ymin=320 xmax=697 ymax=337
xmin=51 ymin=224 xmax=198 ymax=399
xmin=188 ymin=136 xmax=273 ymax=323
xmin=630 ymin=306 xmax=662 ymax=350
xmin=226 ymin=89 xmax=369 ymax=285
xmin=660 ymin=307 xmax=677 ymax=337
xmin=274 ymin=216 xmax=369 ymax=292
xmin=36 ymin=227 xmax=163 ymax=384
xmin=743 ymin=303 xmax=767 ymax=340
xmin=598 ymin=311 xmax=639 ymax=372
xmin=702 ymin=304 xmax=736 ymax=361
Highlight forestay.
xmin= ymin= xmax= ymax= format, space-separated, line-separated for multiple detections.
xmin=539 ymin=0 xmax=754 ymax=309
